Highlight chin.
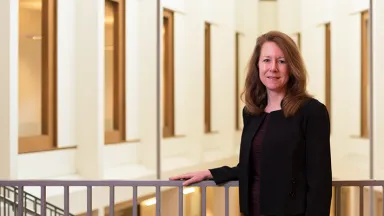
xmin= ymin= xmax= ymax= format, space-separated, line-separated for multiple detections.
xmin=265 ymin=85 xmax=283 ymax=91
xmin=265 ymin=85 xmax=286 ymax=93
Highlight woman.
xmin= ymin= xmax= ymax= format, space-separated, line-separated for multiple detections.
xmin=169 ymin=31 xmax=332 ymax=216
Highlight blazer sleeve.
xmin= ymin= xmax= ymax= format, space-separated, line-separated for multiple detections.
xmin=208 ymin=106 xmax=249 ymax=185
xmin=304 ymin=100 xmax=333 ymax=216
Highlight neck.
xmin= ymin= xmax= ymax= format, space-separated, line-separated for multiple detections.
xmin=266 ymin=89 xmax=286 ymax=110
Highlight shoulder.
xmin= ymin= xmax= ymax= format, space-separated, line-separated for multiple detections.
xmin=298 ymin=98 xmax=330 ymax=131
xmin=242 ymin=106 xmax=251 ymax=125
xmin=299 ymin=97 xmax=328 ymax=116
xmin=242 ymin=106 xmax=264 ymax=120
xmin=242 ymin=106 xmax=248 ymax=116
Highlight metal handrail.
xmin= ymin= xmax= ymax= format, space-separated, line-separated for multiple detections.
xmin=0 ymin=195 xmax=39 ymax=215
xmin=0 ymin=179 xmax=384 ymax=216
xmin=12 ymin=185 xmax=72 ymax=215
xmin=1 ymin=179 xmax=384 ymax=186
xmin=1 ymin=185 xmax=72 ymax=216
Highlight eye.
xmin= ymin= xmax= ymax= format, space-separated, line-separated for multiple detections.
xmin=263 ymin=59 xmax=270 ymax=62
xmin=278 ymin=60 xmax=286 ymax=64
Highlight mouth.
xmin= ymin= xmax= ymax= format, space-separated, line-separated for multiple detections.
xmin=267 ymin=76 xmax=280 ymax=80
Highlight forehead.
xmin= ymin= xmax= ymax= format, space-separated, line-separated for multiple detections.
xmin=260 ymin=41 xmax=285 ymax=57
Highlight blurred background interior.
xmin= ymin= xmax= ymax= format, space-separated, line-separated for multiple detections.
xmin=1 ymin=0 xmax=383 ymax=215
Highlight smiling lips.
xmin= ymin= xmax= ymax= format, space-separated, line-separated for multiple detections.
xmin=267 ymin=76 xmax=280 ymax=80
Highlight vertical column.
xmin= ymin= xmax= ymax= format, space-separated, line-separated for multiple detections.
xmin=183 ymin=0 xmax=204 ymax=161
xmin=74 ymin=0 xmax=105 ymax=179
xmin=243 ymin=0 xmax=259 ymax=40
xmin=0 ymin=0 xmax=18 ymax=179
xmin=125 ymin=0 xmax=140 ymax=140
xmin=230 ymin=0 xmax=259 ymax=154
xmin=257 ymin=1 xmax=278 ymax=34
xmin=212 ymin=0 xmax=238 ymax=156
xmin=242 ymin=0 xmax=259 ymax=85
xmin=57 ymin=0 xmax=77 ymax=148
xmin=136 ymin=0 xmax=158 ymax=170
xmin=372 ymin=0 xmax=384 ymax=177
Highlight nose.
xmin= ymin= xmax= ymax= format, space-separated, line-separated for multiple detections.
xmin=270 ymin=60 xmax=278 ymax=72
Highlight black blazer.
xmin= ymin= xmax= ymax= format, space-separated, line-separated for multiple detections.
xmin=209 ymin=98 xmax=332 ymax=216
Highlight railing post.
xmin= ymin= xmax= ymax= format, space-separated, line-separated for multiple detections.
xmin=225 ymin=186 xmax=230 ymax=216
xmin=109 ymin=186 xmax=115 ymax=216
xmin=86 ymin=186 xmax=92 ymax=216
xmin=41 ymin=186 xmax=46 ymax=216
xmin=201 ymin=186 xmax=206 ymax=216
xmin=156 ymin=186 xmax=161 ymax=216
xmin=178 ymin=186 xmax=183 ymax=216
xmin=64 ymin=186 xmax=70 ymax=216
xmin=17 ymin=186 xmax=24 ymax=216
xmin=155 ymin=0 xmax=161 ymax=181
xmin=334 ymin=186 xmax=341 ymax=216
xmin=359 ymin=186 xmax=364 ymax=216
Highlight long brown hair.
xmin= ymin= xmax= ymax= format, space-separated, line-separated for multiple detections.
xmin=241 ymin=31 xmax=311 ymax=117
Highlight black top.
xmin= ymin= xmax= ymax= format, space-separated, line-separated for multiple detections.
xmin=249 ymin=113 xmax=270 ymax=216
xmin=209 ymin=98 xmax=332 ymax=216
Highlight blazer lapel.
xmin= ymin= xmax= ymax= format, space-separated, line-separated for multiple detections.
xmin=242 ymin=113 xmax=267 ymax=161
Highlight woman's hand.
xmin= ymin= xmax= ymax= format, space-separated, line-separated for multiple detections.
xmin=169 ymin=170 xmax=213 ymax=186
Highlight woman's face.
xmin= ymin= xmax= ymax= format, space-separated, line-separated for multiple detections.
xmin=258 ymin=41 xmax=290 ymax=94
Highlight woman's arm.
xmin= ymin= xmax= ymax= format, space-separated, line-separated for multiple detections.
xmin=304 ymin=100 xmax=333 ymax=216
xmin=208 ymin=164 xmax=240 ymax=185
xmin=208 ymin=106 xmax=250 ymax=185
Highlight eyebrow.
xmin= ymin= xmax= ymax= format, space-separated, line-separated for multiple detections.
xmin=262 ymin=56 xmax=285 ymax=59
